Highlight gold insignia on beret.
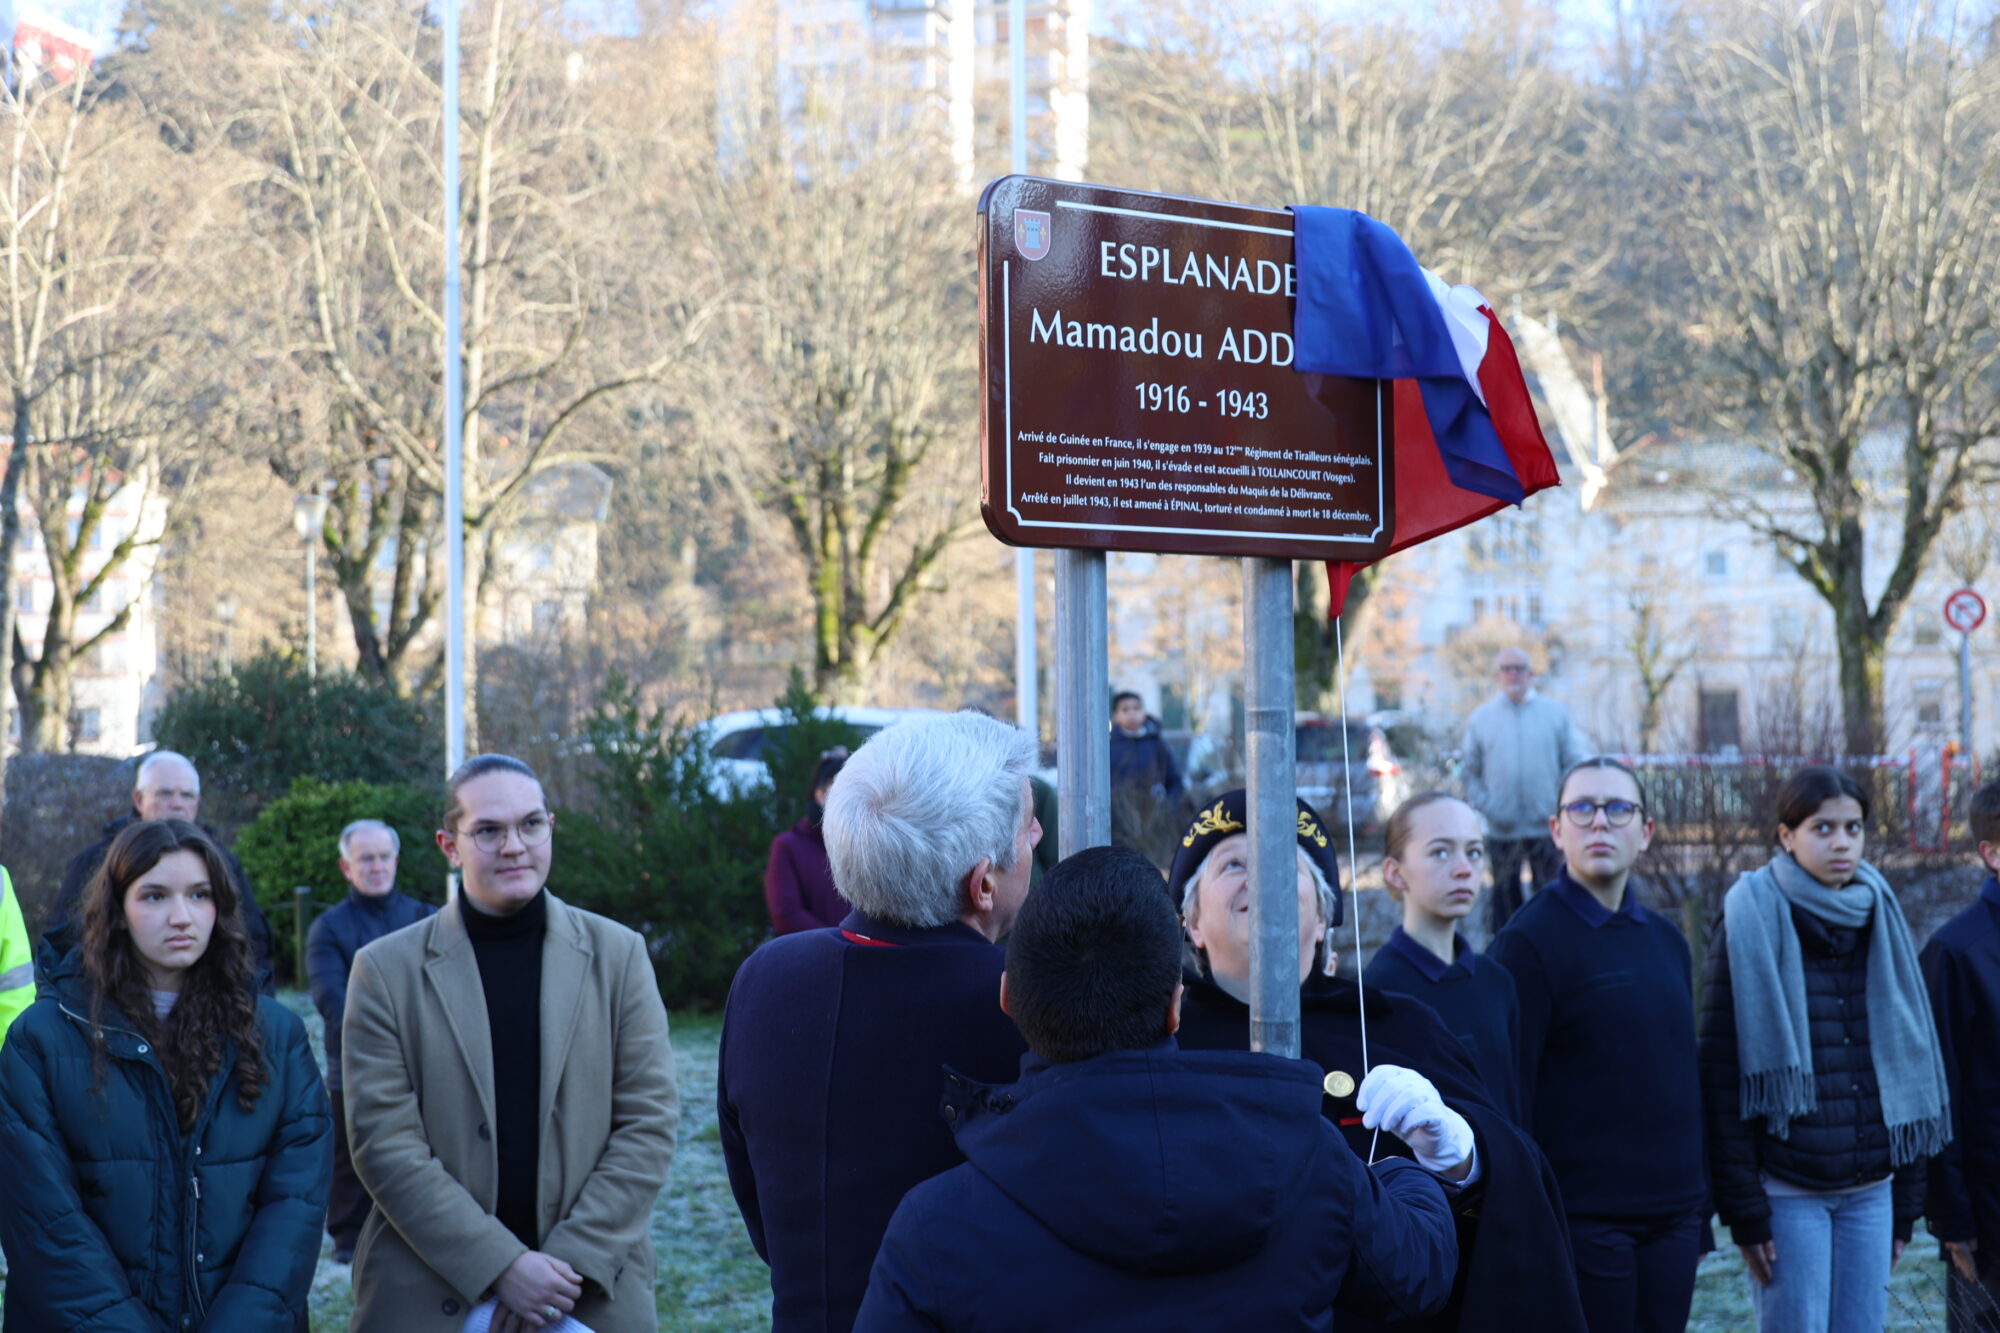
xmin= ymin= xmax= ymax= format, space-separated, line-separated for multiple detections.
xmin=1182 ymin=799 xmax=1245 ymax=847
xmin=1323 ymin=1069 xmax=1356 ymax=1099
xmin=1296 ymin=809 xmax=1329 ymax=849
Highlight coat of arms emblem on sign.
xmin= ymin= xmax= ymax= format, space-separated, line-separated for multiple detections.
xmin=1014 ymin=209 xmax=1051 ymax=261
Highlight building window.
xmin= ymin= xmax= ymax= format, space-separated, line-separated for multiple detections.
xmin=1705 ymin=551 xmax=1728 ymax=578
xmin=1698 ymin=688 xmax=1742 ymax=752
xmin=1915 ymin=623 xmax=1943 ymax=648
xmin=1700 ymin=609 xmax=1735 ymax=656
xmin=13 ymin=582 xmax=29 ymax=613
xmin=1374 ymin=677 xmax=1405 ymax=710
xmin=73 ymin=708 xmax=100 ymax=743
xmin=533 ymin=600 xmax=562 ymax=639
xmin=1916 ymin=681 xmax=1945 ymax=730
xmin=1772 ymin=607 xmax=1802 ymax=652
xmin=1528 ymin=592 xmax=1544 ymax=628
xmin=1471 ymin=596 xmax=1487 ymax=621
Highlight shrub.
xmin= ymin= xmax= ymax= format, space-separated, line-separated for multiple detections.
xmin=761 ymin=669 xmax=869 ymax=829
xmin=557 ymin=678 xmax=777 ymax=1009
xmin=151 ymin=651 xmax=442 ymax=832
xmin=234 ymin=778 xmax=445 ymax=985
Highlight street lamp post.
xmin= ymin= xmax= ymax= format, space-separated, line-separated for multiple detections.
xmin=292 ymin=492 xmax=330 ymax=680
xmin=215 ymin=595 xmax=235 ymax=676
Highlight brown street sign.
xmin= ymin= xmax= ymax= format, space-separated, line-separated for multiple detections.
xmin=979 ymin=176 xmax=1395 ymax=562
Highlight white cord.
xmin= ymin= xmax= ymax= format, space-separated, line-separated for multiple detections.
xmin=1335 ymin=614 xmax=1378 ymax=1164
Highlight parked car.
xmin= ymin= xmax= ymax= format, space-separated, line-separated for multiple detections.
xmin=1163 ymin=729 xmax=1236 ymax=805
xmin=700 ymin=706 xmax=949 ymax=797
xmin=1155 ymin=716 xmax=1404 ymax=837
xmin=1294 ymin=715 xmax=1405 ymax=837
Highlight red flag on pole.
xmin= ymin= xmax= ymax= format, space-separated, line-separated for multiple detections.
xmin=1325 ymin=312 xmax=1562 ymax=616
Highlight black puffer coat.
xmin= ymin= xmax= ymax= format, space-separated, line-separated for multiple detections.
xmin=0 ymin=950 xmax=331 ymax=1331
xmin=1698 ymin=907 xmax=1925 ymax=1246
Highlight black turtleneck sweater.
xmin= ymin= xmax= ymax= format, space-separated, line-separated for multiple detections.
xmin=462 ymin=889 xmax=547 ymax=1250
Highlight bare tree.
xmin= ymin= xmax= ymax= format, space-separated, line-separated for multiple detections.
xmin=1627 ymin=591 xmax=1693 ymax=752
xmin=1094 ymin=0 xmax=1602 ymax=702
xmin=671 ymin=26 xmax=979 ymax=701
xmin=252 ymin=0 xmax=709 ymax=727
xmin=0 ymin=62 xmax=226 ymax=754
xmin=1660 ymin=0 xmax=2000 ymax=753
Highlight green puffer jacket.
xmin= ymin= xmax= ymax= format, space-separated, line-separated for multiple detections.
xmin=0 ymin=951 xmax=331 ymax=1331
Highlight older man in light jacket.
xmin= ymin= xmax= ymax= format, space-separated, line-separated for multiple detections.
xmin=344 ymin=754 xmax=678 ymax=1333
xmin=1462 ymin=646 xmax=1587 ymax=934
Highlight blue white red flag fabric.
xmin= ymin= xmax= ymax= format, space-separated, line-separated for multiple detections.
xmin=1288 ymin=205 xmax=1561 ymax=614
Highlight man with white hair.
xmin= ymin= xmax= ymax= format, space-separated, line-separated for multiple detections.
xmin=306 ymin=818 xmax=435 ymax=1262
xmin=718 ymin=710 xmax=1043 ymax=1333
xmin=40 ymin=750 xmax=277 ymax=989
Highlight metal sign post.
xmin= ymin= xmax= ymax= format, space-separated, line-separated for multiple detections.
xmin=1945 ymin=589 xmax=1987 ymax=763
xmin=1009 ymin=0 xmax=1037 ymax=741
xmin=442 ymin=0 xmax=466 ymax=779
xmin=1244 ymin=556 xmax=1299 ymax=1057
xmin=1056 ymin=550 xmax=1109 ymax=855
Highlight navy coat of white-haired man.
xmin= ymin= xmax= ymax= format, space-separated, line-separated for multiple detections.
xmin=718 ymin=710 xmax=1042 ymax=1333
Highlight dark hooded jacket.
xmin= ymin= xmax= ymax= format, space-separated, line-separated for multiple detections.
xmin=0 ymin=949 xmax=332 ymax=1331
xmin=1923 ymin=878 xmax=2000 ymax=1247
xmin=42 ymin=814 xmax=278 ymax=995
xmin=853 ymin=1045 xmax=1458 ymax=1332
xmin=1175 ymin=971 xmax=1587 ymax=1333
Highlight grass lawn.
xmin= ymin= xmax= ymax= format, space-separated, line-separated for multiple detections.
xmin=0 ymin=994 xmax=1956 ymax=1331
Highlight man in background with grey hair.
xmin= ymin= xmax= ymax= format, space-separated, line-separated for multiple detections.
xmin=1463 ymin=646 xmax=1586 ymax=934
xmin=39 ymin=749 xmax=277 ymax=989
xmin=306 ymin=817 xmax=435 ymax=1262
xmin=719 ymin=709 xmax=1042 ymax=1333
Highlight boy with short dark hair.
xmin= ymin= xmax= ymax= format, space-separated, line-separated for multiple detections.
xmin=1922 ymin=777 xmax=2000 ymax=1330
xmin=853 ymin=845 xmax=1463 ymax=1333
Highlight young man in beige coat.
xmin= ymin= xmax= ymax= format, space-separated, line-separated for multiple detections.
xmin=343 ymin=754 xmax=679 ymax=1333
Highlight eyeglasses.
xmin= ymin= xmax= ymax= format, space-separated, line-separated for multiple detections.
xmin=1560 ymin=799 xmax=1644 ymax=828
xmin=819 ymin=746 xmax=849 ymax=761
xmin=457 ymin=813 xmax=554 ymax=853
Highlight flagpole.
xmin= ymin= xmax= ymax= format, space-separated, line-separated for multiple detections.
xmin=1010 ymin=0 xmax=1037 ymax=742
xmin=443 ymin=0 xmax=466 ymax=785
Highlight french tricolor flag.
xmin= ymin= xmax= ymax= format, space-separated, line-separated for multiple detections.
xmin=1288 ymin=206 xmax=1561 ymax=613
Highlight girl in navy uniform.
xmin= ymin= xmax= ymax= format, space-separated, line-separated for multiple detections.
xmin=1366 ymin=793 xmax=1523 ymax=1123
xmin=1488 ymin=756 xmax=1708 ymax=1333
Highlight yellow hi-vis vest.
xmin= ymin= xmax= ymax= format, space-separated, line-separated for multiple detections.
xmin=0 ymin=866 xmax=32 ymax=1047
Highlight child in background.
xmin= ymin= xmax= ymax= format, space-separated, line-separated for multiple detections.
xmin=1366 ymin=792 xmax=1523 ymax=1123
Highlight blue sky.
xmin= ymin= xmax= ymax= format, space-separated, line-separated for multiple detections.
xmin=6 ymin=0 xmax=123 ymax=45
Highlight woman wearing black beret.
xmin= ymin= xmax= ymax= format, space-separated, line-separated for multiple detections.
xmin=1171 ymin=790 xmax=1585 ymax=1333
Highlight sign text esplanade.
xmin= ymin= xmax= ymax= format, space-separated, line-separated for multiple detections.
xmin=979 ymin=177 xmax=1396 ymax=561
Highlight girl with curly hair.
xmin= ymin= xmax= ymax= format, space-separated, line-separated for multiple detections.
xmin=0 ymin=818 xmax=331 ymax=1331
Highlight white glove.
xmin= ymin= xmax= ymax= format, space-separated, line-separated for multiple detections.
xmin=1357 ymin=1064 xmax=1478 ymax=1182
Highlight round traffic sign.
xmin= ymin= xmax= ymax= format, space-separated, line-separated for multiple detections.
xmin=1944 ymin=588 xmax=1987 ymax=634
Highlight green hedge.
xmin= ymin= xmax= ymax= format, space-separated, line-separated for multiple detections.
xmin=556 ymin=675 xmax=862 ymax=1010
xmin=151 ymin=651 xmax=441 ymax=833
xmin=206 ymin=665 xmax=865 ymax=1007
xmin=234 ymin=778 xmax=446 ymax=985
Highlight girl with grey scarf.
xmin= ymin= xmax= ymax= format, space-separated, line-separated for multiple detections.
xmin=1699 ymin=766 xmax=1950 ymax=1333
